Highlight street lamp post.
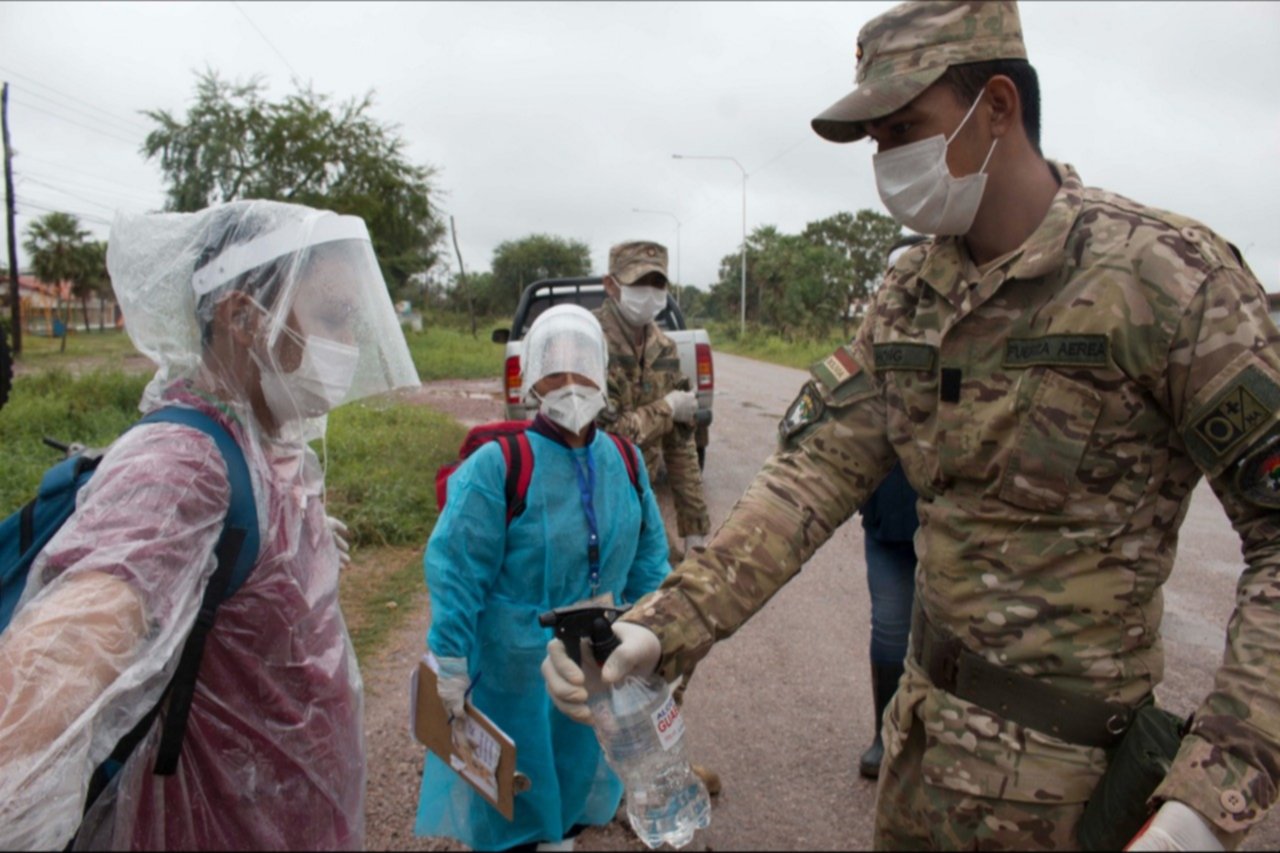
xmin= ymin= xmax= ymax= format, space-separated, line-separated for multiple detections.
xmin=672 ymin=154 xmax=747 ymax=335
xmin=631 ymin=207 xmax=682 ymax=303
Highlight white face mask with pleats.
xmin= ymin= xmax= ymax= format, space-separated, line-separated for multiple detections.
xmin=872 ymin=92 xmax=998 ymax=236
xmin=536 ymin=384 xmax=606 ymax=435
xmin=617 ymin=285 xmax=667 ymax=327
xmin=258 ymin=334 xmax=361 ymax=422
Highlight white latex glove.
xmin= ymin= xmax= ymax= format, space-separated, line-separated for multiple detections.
xmin=1126 ymin=801 xmax=1224 ymax=851
xmin=327 ymin=515 xmax=351 ymax=566
xmin=683 ymin=534 xmax=707 ymax=554
xmin=435 ymin=656 xmax=471 ymax=721
xmin=541 ymin=621 xmax=663 ymax=724
xmin=664 ymin=390 xmax=697 ymax=425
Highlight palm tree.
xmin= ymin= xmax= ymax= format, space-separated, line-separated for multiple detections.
xmin=73 ymin=240 xmax=109 ymax=332
xmin=23 ymin=212 xmax=90 ymax=351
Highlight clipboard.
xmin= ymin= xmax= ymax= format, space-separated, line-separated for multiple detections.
xmin=410 ymin=653 xmax=520 ymax=820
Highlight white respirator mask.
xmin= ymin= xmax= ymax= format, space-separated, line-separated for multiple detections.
xmin=258 ymin=334 xmax=361 ymax=422
xmin=537 ymin=384 xmax=607 ymax=435
xmin=617 ymin=285 xmax=668 ymax=327
xmin=872 ymin=92 xmax=998 ymax=236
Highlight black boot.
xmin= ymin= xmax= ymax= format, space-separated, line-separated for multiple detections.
xmin=858 ymin=661 xmax=904 ymax=780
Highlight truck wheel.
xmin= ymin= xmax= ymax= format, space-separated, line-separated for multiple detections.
xmin=0 ymin=324 xmax=12 ymax=412
xmin=697 ymin=445 xmax=706 ymax=471
xmin=696 ymin=422 xmax=709 ymax=471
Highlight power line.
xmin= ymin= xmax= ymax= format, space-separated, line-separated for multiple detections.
xmin=231 ymin=1 xmax=302 ymax=81
xmin=15 ymin=198 xmax=113 ymax=226
xmin=17 ymin=152 xmax=163 ymax=196
xmin=19 ymin=166 xmax=164 ymax=207
xmin=8 ymin=84 xmax=150 ymax=137
xmin=0 ymin=63 xmax=151 ymax=132
xmin=10 ymin=98 xmax=143 ymax=146
xmin=19 ymin=175 xmax=157 ymax=212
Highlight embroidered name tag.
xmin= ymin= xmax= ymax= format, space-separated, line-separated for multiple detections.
xmin=874 ymin=343 xmax=937 ymax=372
xmin=1003 ymin=335 xmax=1110 ymax=368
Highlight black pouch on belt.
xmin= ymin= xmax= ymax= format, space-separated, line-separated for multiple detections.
xmin=1077 ymin=703 xmax=1188 ymax=851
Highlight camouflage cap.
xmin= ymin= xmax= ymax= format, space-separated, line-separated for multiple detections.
xmin=811 ymin=1 xmax=1027 ymax=144
xmin=608 ymin=240 xmax=669 ymax=286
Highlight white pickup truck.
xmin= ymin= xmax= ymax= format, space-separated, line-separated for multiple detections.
xmin=491 ymin=276 xmax=715 ymax=468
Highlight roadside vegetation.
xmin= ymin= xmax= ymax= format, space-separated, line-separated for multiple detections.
xmin=707 ymin=321 xmax=849 ymax=370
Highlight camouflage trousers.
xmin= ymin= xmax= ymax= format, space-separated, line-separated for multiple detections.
xmin=874 ymin=716 xmax=1087 ymax=851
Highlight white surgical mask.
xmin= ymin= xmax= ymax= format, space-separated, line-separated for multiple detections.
xmin=537 ymin=384 xmax=606 ymax=435
xmin=258 ymin=335 xmax=361 ymax=422
xmin=872 ymin=92 xmax=998 ymax=236
xmin=617 ymin=285 xmax=667 ymax=327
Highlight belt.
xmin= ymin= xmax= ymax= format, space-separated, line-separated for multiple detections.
xmin=913 ymin=613 xmax=1135 ymax=749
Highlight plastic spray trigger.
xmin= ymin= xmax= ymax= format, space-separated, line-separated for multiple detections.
xmin=538 ymin=602 xmax=632 ymax=667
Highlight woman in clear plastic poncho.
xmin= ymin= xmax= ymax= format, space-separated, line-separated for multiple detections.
xmin=0 ymin=200 xmax=420 ymax=850
xmin=417 ymin=305 xmax=671 ymax=852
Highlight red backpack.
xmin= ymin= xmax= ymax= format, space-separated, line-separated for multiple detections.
xmin=434 ymin=420 xmax=643 ymax=523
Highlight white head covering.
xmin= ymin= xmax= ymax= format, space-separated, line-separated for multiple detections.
xmin=107 ymin=200 xmax=420 ymax=442
xmin=520 ymin=304 xmax=607 ymax=402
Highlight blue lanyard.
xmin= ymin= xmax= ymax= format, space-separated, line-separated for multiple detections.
xmin=571 ymin=447 xmax=601 ymax=595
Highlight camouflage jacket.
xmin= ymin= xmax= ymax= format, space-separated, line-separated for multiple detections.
xmin=593 ymin=299 xmax=710 ymax=537
xmin=625 ymin=163 xmax=1280 ymax=840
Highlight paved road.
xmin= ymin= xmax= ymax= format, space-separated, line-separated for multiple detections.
xmin=385 ymin=352 xmax=1280 ymax=850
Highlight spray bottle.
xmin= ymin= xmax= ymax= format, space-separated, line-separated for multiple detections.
xmin=539 ymin=603 xmax=710 ymax=849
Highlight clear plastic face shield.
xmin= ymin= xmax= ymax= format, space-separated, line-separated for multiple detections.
xmin=520 ymin=305 xmax=608 ymax=404
xmin=108 ymin=201 xmax=420 ymax=446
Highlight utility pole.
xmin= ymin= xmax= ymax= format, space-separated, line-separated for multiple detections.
xmin=450 ymin=215 xmax=476 ymax=339
xmin=2 ymin=82 xmax=20 ymax=355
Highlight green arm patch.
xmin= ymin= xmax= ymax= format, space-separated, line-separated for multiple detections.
xmin=1184 ymin=365 xmax=1280 ymax=473
xmin=779 ymin=381 xmax=826 ymax=445
xmin=874 ymin=342 xmax=937 ymax=372
xmin=1003 ymin=335 xmax=1110 ymax=369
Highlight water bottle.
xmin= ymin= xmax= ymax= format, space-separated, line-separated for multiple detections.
xmin=539 ymin=605 xmax=711 ymax=849
xmin=583 ymin=619 xmax=710 ymax=849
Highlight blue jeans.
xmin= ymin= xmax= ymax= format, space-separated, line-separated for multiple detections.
xmin=865 ymin=536 xmax=916 ymax=666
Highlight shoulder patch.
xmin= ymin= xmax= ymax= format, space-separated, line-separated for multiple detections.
xmin=779 ymin=381 xmax=826 ymax=445
xmin=811 ymin=345 xmax=861 ymax=392
xmin=1184 ymin=365 xmax=1280 ymax=472
xmin=1233 ymin=425 xmax=1280 ymax=509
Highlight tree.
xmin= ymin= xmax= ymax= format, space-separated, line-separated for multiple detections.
xmin=801 ymin=210 xmax=901 ymax=338
xmin=23 ymin=211 xmax=89 ymax=351
xmin=490 ymin=234 xmax=591 ymax=309
xmin=72 ymin=240 xmax=109 ymax=331
xmin=142 ymin=69 xmax=446 ymax=302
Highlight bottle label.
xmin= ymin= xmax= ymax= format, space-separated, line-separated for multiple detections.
xmin=651 ymin=692 xmax=685 ymax=751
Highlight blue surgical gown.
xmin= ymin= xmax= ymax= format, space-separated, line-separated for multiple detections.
xmin=415 ymin=427 xmax=671 ymax=849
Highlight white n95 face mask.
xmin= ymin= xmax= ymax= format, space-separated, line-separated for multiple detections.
xmin=259 ymin=335 xmax=361 ymax=422
xmin=872 ymin=92 xmax=998 ymax=236
xmin=538 ymin=384 xmax=606 ymax=435
xmin=617 ymin=285 xmax=668 ymax=327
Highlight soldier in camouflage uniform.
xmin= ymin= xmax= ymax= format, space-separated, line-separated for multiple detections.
xmin=545 ymin=2 xmax=1279 ymax=850
xmin=594 ymin=240 xmax=721 ymax=796
xmin=595 ymin=240 xmax=711 ymax=561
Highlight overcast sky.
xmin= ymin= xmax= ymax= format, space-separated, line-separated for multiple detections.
xmin=3 ymin=1 xmax=1278 ymax=295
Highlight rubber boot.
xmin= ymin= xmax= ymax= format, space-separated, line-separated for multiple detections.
xmin=858 ymin=661 xmax=904 ymax=780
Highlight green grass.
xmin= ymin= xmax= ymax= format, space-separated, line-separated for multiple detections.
xmin=403 ymin=324 xmax=504 ymax=382
xmin=708 ymin=322 xmax=851 ymax=370
xmin=0 ymin=370 xmax=151 ymax=516
xmin=321 ymin=398 xmax=467 ymax=547
xmin=16 ymin=328 xmax=145 ymax=370
xmin=338 ymin=545 xmax=428 ymax=663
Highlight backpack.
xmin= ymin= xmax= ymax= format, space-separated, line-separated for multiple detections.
xmin=0 ymin=406 xmax=261 ymax=816
xmin=434 ymin=420 xmax=644 ymax=523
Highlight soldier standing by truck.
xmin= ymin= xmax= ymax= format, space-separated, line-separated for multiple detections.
xmin=595 ymin=240 xmax=710 ymax=562
xmin=594 ymin=239 xmax=720 ymax=797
